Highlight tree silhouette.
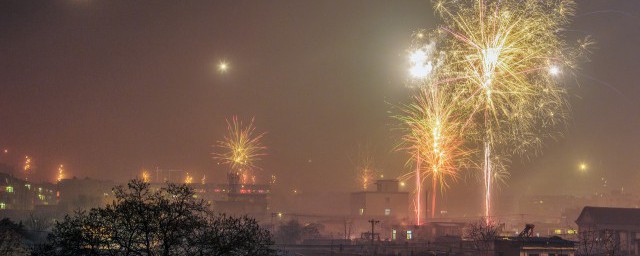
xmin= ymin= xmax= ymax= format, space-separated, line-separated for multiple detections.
xmin=34 ymin=179 xmax=274 ymax=256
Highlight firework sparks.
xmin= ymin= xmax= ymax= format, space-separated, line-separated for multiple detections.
xmin=399 ymin=31 xmax=474 ymax=224
xmin=352 ymin=146 xmax=378 ymax=191
xmin=23 ymin=156 xmax=32 ymax=180
xmin=57 ymin=164 xmax=65 ymax=183
xmin=213 ymin=117 xmax=266 ymax=184
xmin=397 ymin=87 xmax=473 ymax=224
xmin=184 ymin=172 xmax=193 ymax=184
xmin=358 ymin=167 xmax=375 ymax=191
xmin=432 ymin=0 xmax=578 ymax=220
xmin=218 ymin=61 xmax=229 ymax=73
xmin=141 ymin=169 xmax=151 ymax=183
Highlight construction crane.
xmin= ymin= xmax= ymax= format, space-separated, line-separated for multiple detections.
xmin=518 ymin=224 xmax=535 ymax=238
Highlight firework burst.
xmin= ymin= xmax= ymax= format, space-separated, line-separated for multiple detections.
xmin=397 ymin=85 xmax=474 ymax=224
xmin=213 ymin=117 xmax=266 ymax=183
xmin=431 ymin=0 xmax=580 ymax=219
xmin=141 ymin=169 xmax=151 ymax=183
xmin=57 ymin=164 xmax=65 ymax=183
xmin=352 ymin=146 xmax=378 ymax=191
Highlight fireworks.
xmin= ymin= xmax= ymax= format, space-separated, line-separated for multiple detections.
xmin=397 ymin=86 xmax=473 ymax=224
xmin=400 ymin=0 xmax=582 ymax=222
xmin=57 ymin=164 xmax=65 ymax=183
xmin=141 ymin=169 xmax=151 ymax=183
xmin=358 ymin=168 xmax=375 ymax=191
xmin=353 ymin=146 xmax=378 ymax=191
xmin=434 ymin=0 xmax=576 ymax=220
xmin=218 ymin=61 xmax=229 ymax=73
xmin=213 ymin=117 xmax=266 ymax=184
xmin=23 ymin=156 xmax=32 ymax=179
xmin=184 ymin=172 xmax=193 ymax=184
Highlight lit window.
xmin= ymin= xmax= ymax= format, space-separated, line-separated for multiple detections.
xmin=0 ymin=203 xmax=5 ymax=209
xmin=392 ymin=229 xmax=397 ymax=240
xmin=359 ymin=208 xmax=364 ymax=215
xmin=38 ymin=194 xmax=45 ymax=201
xmin=567 ymin=229 xmax=576 ymax=234
xmin=5 ymin=186 xmax=13 ymax=193
xmin=407 ymin=230 xmax=413 ymax=240
xmin=554 ymin=229 xmax=562 ymax=235
xmin=385 ymin=209 xmax=391 ymax=216
xmin=25 ymin=184 xmax=31 ymax=190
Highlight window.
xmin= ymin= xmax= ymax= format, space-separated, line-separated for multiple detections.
xmin=0 ymin=203 xmax=5 ymax=209
xmin=359 ymin=208 xmax=364 ymax=215
xmin=406 ymin=230 xmax=413 ymax=240
xmin=5 ymin=186 xmax=13 ymax=193
xmin=392 ymin=229 xmax=397 ymax=240
xmin=385 ymin=209 xmax=391 ymax=216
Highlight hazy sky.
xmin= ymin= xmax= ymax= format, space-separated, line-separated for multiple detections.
xmin=1 ymin=1 xmax=639 ymax=213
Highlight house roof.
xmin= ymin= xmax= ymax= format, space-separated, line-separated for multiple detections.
xmin=576 ymin=206 xmax=640 ymax=226
xmin=496 ymin=236 xmax=575 ymax=247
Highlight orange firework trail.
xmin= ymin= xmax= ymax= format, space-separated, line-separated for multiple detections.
xmin=399 ymin=30 xmax=475 ymax=225
xmin=141 ymin=169 xmax=151 ymax=183
xmin=397 ymin=87 xmax=474 ymax=224
xmin=352 ymin=146 xmax=377 ymax=191
xmin=213 ymin=117 xmax=266 ymax=183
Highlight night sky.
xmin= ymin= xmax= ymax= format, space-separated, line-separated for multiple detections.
xmin=1 ymin=1 xmax=639 ymax=213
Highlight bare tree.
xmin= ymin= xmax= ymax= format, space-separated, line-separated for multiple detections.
xmin=24 ymin=213 xmax=52 ymax=233
xmin=34 ymin=179 xmax=275 ymax=256
xmin=190 ymin=214 xmax=273 ymax=256
xmin=576 ymin=227 xmax=620 ymax=256
xmin=464 ymin=218 xmax=500 ymax=256
xmin=0 ymin=218 xmax=29 ymax=256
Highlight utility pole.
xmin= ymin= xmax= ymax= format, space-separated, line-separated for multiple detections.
xmin=368 ymin=219 xmax=379 ymax=245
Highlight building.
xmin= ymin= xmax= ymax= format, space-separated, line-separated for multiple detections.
xmin=0 ymin=172 xmax=34 ymax=210
xmin=575 ymin=206 xmax=640 ymax=255
xmin=350 ymin=179 xmax=409 ymax=220
xmin=350 ymin=179 xmax=410 ymax=241
xmin=212 ymin=171 xmax=270 ymax=217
